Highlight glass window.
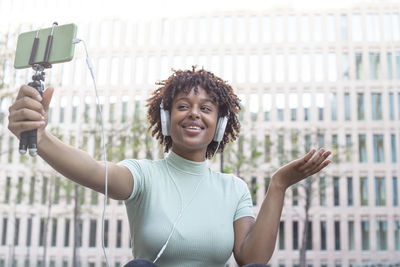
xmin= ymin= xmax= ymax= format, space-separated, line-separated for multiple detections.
xmin=342 ymin=53 xmax=350 ymax=80
xmin=387 ymin=52 xmax=393 ymax=79
xmin=348 ymin=221 xmax=355 ymax=250
xmin=288 ymin=15 xmax=297 ymax=42
xmin=276 ymin=93 xmax=285 ymax=121
xmin=318 ymin=133 xmax=325 ymax=148
xmin=262 ymin=94 xmax=271 ymax=121
xmin=319 ymin=177 xmax=326 ymax=206
xmin=289 ymin=93 xmax=298 ymax=121
xmin=237 ymin=16 xmax=246 ymax=43
xmin=275 ymin=16 xmax=285 ymax=42
xmin=344 ymin=93 xmax=351 ymax=120
xmin=223 ymin=17 xmax=233 ymax=44
xmin=147 ymin=56 xmax=157 ymax=84
xmin=334 ymin=177 xmax=340 ymax=206
xmin=223 ymin=55 xmax=233 ymax=83
xmin=249 ymin=55 xmax=259 ymax=83
xmin=369 ymin=53 xmax=381 ymax=80
xmin=320 ymin=221 xmax=327 ymax=250
xmin=335 ymin=221 xmax=341 ymax=250
xmin=306 ymin=221 xmax=312 ymax=250
xmin=355 ymin=52 xmax=363 ymax=80
xmin=314 ymin=15 xmax=323 ymax=42
xmin=262 ymin=55 xmax=272 ymax=82
xmin=16 ymin=177 xmax=23 ymax=204
xmin=331 ymin=93 xmax=337 ymax=121
xmin=135 ymin=56 xmax=144 ymax=84
xmin=186 ymin=18 xmax=195 ymax=45
xmin=345 ymin=134 xmax=352 ymax=162
xmin=388 ymin=93 xmax=395 ymax=120
xmin=371 ymin=93 xmax=383 ymax=120
xmin=341 ymin=14 xmax=348 ymax=41
xmin=236 ymin=55 xmax=246 ymax=83
xmin=89 ymin=219 xmax=97 ymax=247
xmin=391 ymin=134 xmax=397 ymax=163
xmin=174 ymin=19 xmax=183 ymax=45
xmin=395 ymin=220 xmax=400 ymax=250
xmin=315 ymin=53 xmax=324 ymax=82
xmin=1 ymin=218 xmax=7 ymax=245
xmin=359 ymin=134 xmax=367 ymax=163
xmin=332 ymin=135 xmax=338 ymax=163
xmin=357 ymin=93 xmax=365 ymax=120
xmin=59 ymin=96 xmax=67 ymax=123
xmin=262 ymin=16 xmax=271 ymax=43
xmin=250 ymin=94 xmax=259 ymax=122
xmin=376 ymin=220 xmax=388 ymax=250
xmin=275 ymin=54 xmax=285 ymax=83
xmin=279 ymin=221 xmax=285 ymax=250
xmin=64 ymin=219 xmax=70 ymax=247
xmin=292 ymin=221 xmax=298 ymax=250
xmin=375 ymin=177 xmax=386 ymax=206
xmin=316 ymin=93 xmax=324 ymax=121
xmin=347 ymin=177 xmax=353 ymax=206
xmin=26 ymin=217 xmax=32 ymax=247
xmin=264 ymin=135 xmax=271 ymax=163
xmin=393 ymin=13 xmax=400 ymax=41
xmin=51 ymin=218 xmax=57 ymax=247
xmin=303 ymin=93 xmax=311 ymax=121
xmin=301 ymin=15 xmax=310 ymax=42
xmin=395 ymin=52 xmax=400 ymax=80
xmin=362 ymin=220 xmax=370 ymax=250
xmin=288 ymin=53 xmax=298 ymax=82
xmin=352 ymin=14 xmax=363 ymax=41
xmin=366 ymin=14 xmax=380 ymax=42
xmin=301 ymin=54 xmax=311 ymax=82
xmin=251 ymin=176 xmax=258 ymax=205
xmin=199 ymin=17 xmax=207 ymax=44
xmin=326 ymin=14 xmax=335 ymax=42
xmin=278 ymin=135 xmax=284 ymax=165
xmin=393 ymin=177 xmax=398 ymax=206
xmin=13 ymin=218 xmax=19 ymax=246
xmin=161 ymin=19 xmax=170 ymax=45
xmin=249 ymin=16 xmax=259 ymax=44
xmin=360 ymin=177 xmax=369 ymax=206
xmin=305 ymin=134 xmax=311 ymax=152
xmin=373 ymin=134 xmax=385 ymax=163
xmin=328 ymin=53 xmax=337 ymax=81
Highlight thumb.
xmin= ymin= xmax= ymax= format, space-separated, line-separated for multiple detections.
xmin=42 ymin=87 xmax=54 ymax=111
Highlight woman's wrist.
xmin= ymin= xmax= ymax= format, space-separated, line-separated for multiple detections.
xmin=270 ymin=174 xmax=288 ymax=193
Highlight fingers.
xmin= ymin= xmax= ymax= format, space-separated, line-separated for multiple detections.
xmin=16 ymin=85 xmax=43 ymax=101
xmin=8 ymin=120 xmax=45 ymax=137
xmin=42 ymin=87 xmax=54 ymax=111
xmin=299 ymin=148 xmax=331 ymax=173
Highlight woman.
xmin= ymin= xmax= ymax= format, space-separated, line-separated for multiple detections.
xmin=8 ymin=68 xmax=331 ymax=267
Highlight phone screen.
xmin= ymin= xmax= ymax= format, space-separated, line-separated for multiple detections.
xmin=14 ymin=23 xmax=77 ymax=69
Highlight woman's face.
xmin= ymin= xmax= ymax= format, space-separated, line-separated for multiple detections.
xmin=170 ymin=86 xmax=219 ymax=161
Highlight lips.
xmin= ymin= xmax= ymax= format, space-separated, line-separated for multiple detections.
xmin=181 ymin=122 xmax=205 ymax=130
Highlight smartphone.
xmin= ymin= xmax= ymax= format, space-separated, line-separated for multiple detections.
xmin=14 ymin=23 xmax=78 ymax=69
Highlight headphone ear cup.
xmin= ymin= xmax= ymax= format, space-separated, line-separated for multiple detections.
xmin=160 ymin=108 xmax=171 ymax=136
xmin=213 ymin=116 xmax=228 ymax=142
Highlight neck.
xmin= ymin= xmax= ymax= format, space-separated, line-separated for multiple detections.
xmin=171 ymin=147 xmax=206 ymax=162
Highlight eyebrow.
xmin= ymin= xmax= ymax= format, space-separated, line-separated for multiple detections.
xmin=174 ymin=97 xmax=217 ymax=105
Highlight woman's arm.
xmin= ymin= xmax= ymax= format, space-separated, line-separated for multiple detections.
xmin=8 ymin=85 xmax=133 ymax=200
xmin=233 ymin=149 xmax=331 ymax=265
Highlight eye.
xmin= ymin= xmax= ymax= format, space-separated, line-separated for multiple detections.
xmin=201 ymin=106 xmax=213 ymax=112
xmin=177 ymin=104 xmax=189 ymax=110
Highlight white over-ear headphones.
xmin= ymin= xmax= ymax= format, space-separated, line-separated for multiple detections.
xmin=160 ymin=101 xmax=228 ymax=142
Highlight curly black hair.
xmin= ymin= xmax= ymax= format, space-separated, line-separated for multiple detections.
xmin=146 ymin=67 xmax=241 ymax=159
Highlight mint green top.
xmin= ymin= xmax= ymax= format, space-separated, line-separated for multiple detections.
xmin=118 ymin=152 xmax=255 ymax=267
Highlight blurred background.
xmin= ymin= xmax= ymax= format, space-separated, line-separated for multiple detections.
xmin=0 ymin=0 xmax=400 ymax=266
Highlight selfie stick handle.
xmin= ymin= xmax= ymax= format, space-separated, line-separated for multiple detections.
xmin=19 ymin=22 xmax=57 ymax=156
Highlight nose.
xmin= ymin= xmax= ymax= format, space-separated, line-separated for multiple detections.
xmin=188 ymin=106 xmax=200 ymax=119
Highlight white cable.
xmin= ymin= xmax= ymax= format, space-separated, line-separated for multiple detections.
xmin=73 ymin=38 xmax=110 ymax=267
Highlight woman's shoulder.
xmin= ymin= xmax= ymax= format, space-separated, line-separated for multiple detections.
xmin=209 ymin=169 xmax=248 ymax=188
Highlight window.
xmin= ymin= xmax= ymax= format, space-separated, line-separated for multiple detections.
xmin=13 ymin=218 xmax=19 ymax=246
xmin=250 ymin=94 xmax=259 ymax=122
xmin=347 ymin=177 xmax=353 ymax=206
xmin=391 ymin=134 xmax=397 ymax=163
xmin=318 ymin=133 xmax=325 ymax=148
xmin=328 ymin=53 xmax=337 ymax=81
xmin=264 ymin=135 xmax=271 ymax=163
xmin=237 ymin=17 xmax=246 ymax=43
xmin=275 ymin=54 xmax=285 ymax=83
xmin=17 ymin=177 xmax=23 ymax=204
xmin=249 ymin=55 xmax=259 ymax=83
xmin=352 ymin=14 xmax=363 ymax=41
xmin=316 ymin=93 xmax=324 ymax=121
xmin=314 ymin=15 xmax=323 ymax=41
xmin=396 ymin=52 xmax=400 ymax=79
xmin=289 ymin=93 xmax=298 ymax=121
xmin=276 ymin=93 xmax=285 ymax=121
xmin=279 ymin=221 xmax=285 ymax=250
xmin=53 ymin=177 xmax=60 ymax=205
xmin=371 ymin=93 xmax=383 ymax=120
xmin=306 ymin=221 xmax=312 ymax=250
xmin=376 ymin=220 xmax=388 ymax=250
xmin=342 ymin=53 xmax=350 ymax=80
xmin=275 ymin=16 xmax=285 ymax=42
xmin=358 ymin=134 xmax=367 ymax=163
xmin=315 ymin=54 xmax=324 ymax=81
xmin=262 ymin=16 xmax=271 ymax=43
xmin=301 ymin=15 xmax=310 ymax=42
xmin=345 ymin=134 xmax=352 ymax=162
xmin=395 ymin=220 xmax=400 ymax=250
xmin=355 ymin=52 xmax=363 ymax=80
xmin=288 ymin=15 xmax=297 ymax=42
xmin=360 ymin=177 xmax=368 ymax=206
xmin=51 ymin=218 xmax=57 ymax=247
xmin=301 ymin=54 xmax=311 ymax=82
xmin=332 ymin=135 xmax=338 ymax=163
xmin=89 ymin=219 xmax=97 ymax=247
xmin=288 ymin=54 xmax=298 ymax=82
xmin=334 ymin=177 xmax=340 ymax=206
xmin=251 ymin=177 xmax=258 ymax=206
xmin=330 ymin=93 xmax=337 ymax=121
xmin=362 ymin=220 xmax=370 ymax=250
xmin=305 ymin=135 xmax=311 ymax=152
xmin=116 ymin=220 xmax=122 ymax=248
xmin=319 ymin=177 xmax=326 ymax=206
xmin=249 ymin=16 xmax=259 ymax=44
xmin=39 ymin=218 xmax=45 ymax=246
xmin=334 ymin=221 xmax=341 ymax=250
xmin=393 ymin=177 xmax=398 ymax=206
xmin=375 ymin=177 xmax=386 ymax=206
xmin=369 ymin=53 xmax=380 ymax=79
xmin=262 ymin=94 xmax=271 ymax=121
xmin=366 ymin=14 xmax=380 ymax=42
xmin=320 ymin=221 xmax=327 ymax=250
xmin=41 ymin=177 xmax=48 ymax=204
xmin=292 ymin=221 xmax=298 ymax=250
xmin=104 ymin=219 xmax=109 ymax=248
xmin=262 ymin=55 xmax=271 ymax=83
xmin=326 ymin=14 xmax=335 ymax=41
xmin=1 ymin=218 xmax=7 ymax=245
xmin=348 ymin=221 xmax=355 ymax=250
xmin=387 ymin=52 xmax=393 ymax=79
xmin=389 ymin=93 xmax=395 ymax=120
xmin=303 ymin=93 xmax=311 ymax=121
xmin=373 ymin=134 xmax=385 ymax=163
xmin=64 ymin=219 xmax=70 ymax=247
xmin=341 ymin=14 xmax=348 ymax=41
xmin=26 ymin=217 xmax=32 ymax=247
xmin=90 ymin=191 xmax=98 ymax=205
xmin=236 ymin=55 xmax=246 ymax=83
xmin=135 ymin=56 xmax=144 ymax=84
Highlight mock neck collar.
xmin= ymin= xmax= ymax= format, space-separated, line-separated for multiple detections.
xmin=166 ymin=151 xmax=208 ymax=176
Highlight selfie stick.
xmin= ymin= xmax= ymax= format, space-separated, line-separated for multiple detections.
xmin=19 ymin=22 xmax=58 ymax=156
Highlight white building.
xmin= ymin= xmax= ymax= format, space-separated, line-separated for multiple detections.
xmin=0 ymin=0 xmax=400 ymax=266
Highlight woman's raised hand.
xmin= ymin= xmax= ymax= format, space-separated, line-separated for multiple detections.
xmin=8 ymin=85 xmax=54 ymax=141
xmin=271 ymin=148 xmax=331 ymax=191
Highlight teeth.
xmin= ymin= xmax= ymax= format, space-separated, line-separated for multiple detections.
xmin=187 ymin=126 xmax=200 ymax=130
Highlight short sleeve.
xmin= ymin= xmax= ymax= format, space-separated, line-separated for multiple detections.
xmin=234 ymin=178 xmax=255 ymax=221
xmin=117 ymin=159 xmax=146 ymax=201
